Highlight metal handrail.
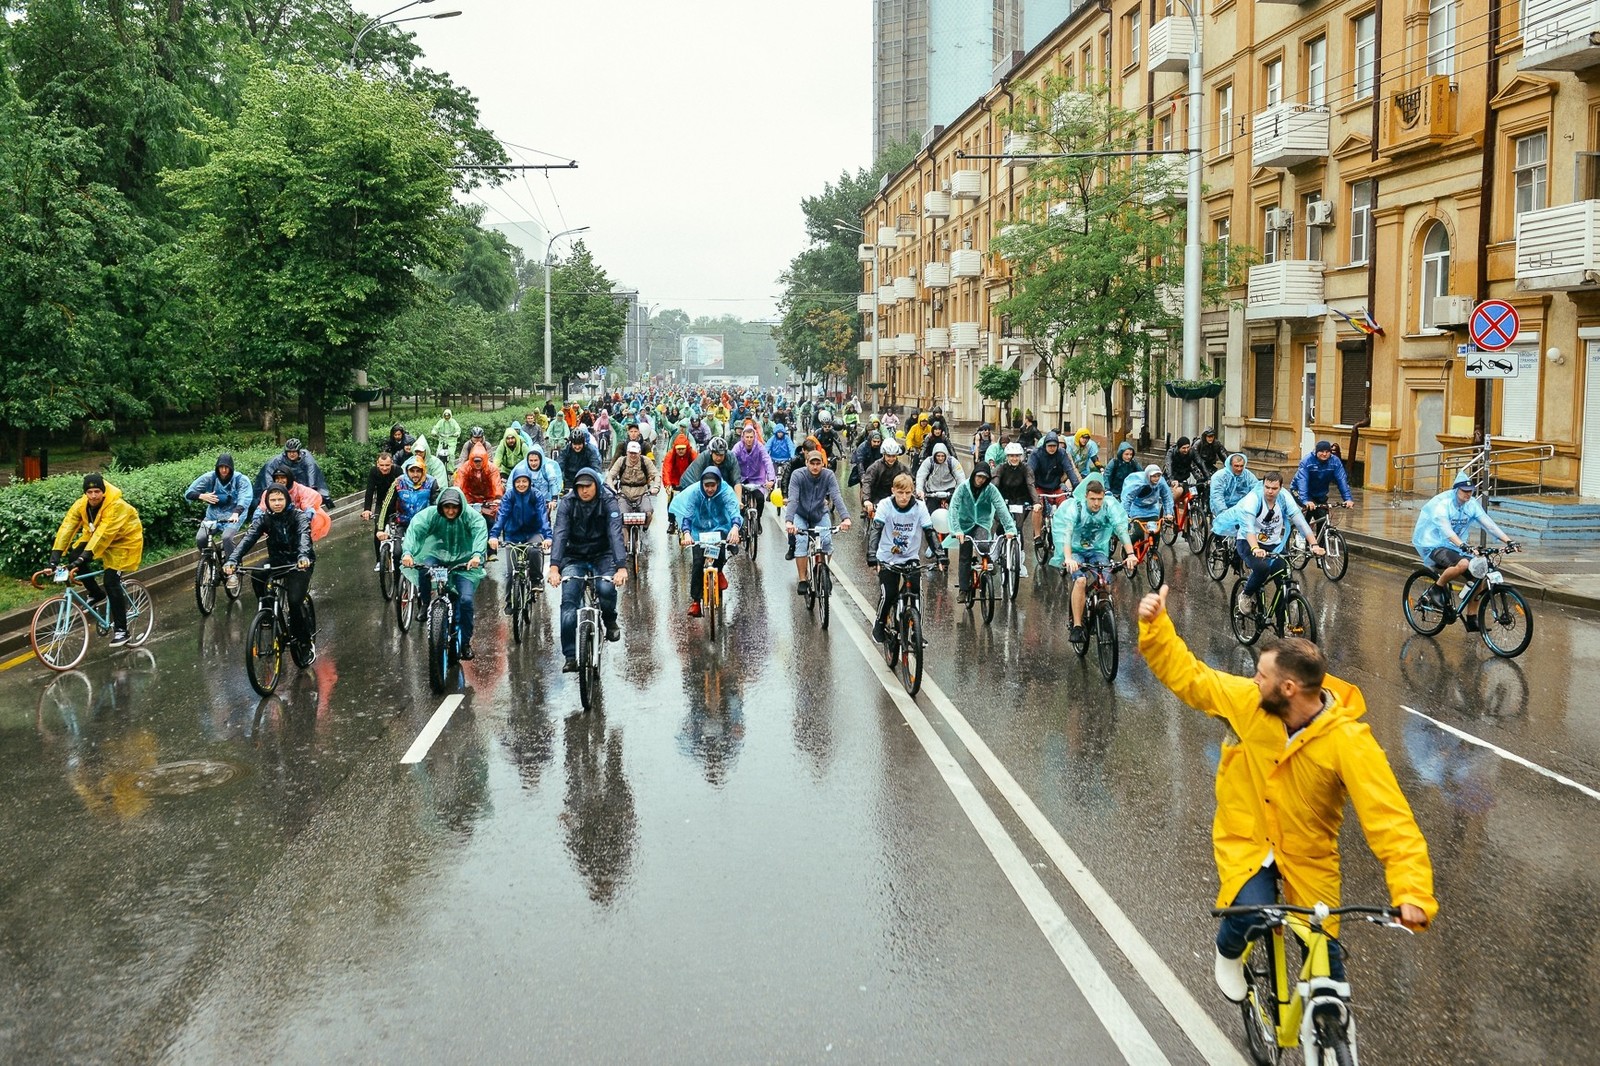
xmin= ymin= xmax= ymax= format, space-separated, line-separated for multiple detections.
xmin=1390 ymin=443 xmax=1556 ymax=500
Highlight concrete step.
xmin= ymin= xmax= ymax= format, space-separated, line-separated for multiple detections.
xmin=1485 ymin=495 xmax=1600 ymax=544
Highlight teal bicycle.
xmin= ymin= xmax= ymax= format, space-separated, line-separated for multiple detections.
xmin=29 ymin=568 xmax=155 ymax=670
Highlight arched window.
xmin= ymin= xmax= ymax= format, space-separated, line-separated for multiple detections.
xmin=1420 ymin=223 xmax=1451 ymax=331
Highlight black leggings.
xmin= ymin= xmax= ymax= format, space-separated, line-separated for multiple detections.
xmin=876 ymin=567 xmax=921 ymax=628
xmin=251 ymin=568 xmax=314 ymax=646
xmin=80 ymin=569 xmax=128 ymax=630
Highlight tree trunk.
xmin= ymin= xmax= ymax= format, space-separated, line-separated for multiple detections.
xmin=305 ymin=380 xmax=328 ymax=453
xmin=12 ymin=427 xmax=27 ymax=479
xmin=1101 ymin=384 xmax=1115 ymax=447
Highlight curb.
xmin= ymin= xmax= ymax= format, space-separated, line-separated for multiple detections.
xmin=1339 ymin=529 xmax=1599 ymax=615
xmin=0 ymin=491 xmax=367 ymax=663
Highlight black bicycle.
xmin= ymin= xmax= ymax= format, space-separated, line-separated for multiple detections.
xmin=503 ymin=541 xmax=545 ymax=645
xmin=740 ymin=485 xmax=765 ymax=560
xmin=797 ymin=524 xmax=846 ymax=630
xmin=621 ymin=509 xmax=647 ymax=576
xmin=1402 ymin=544 xmax=1531 ymax=657
xmin=376 ymin=516 xmax=402 ymax=602
xmin=420 ymin=561 xmax=473 ymax=693
xmin=1230 ymin=560 xmax=1317 ymax=646
xmin=564 ymin=573 xmax=605 ymax=710
xmin=879 ymin=560 xmax=930 ymax=696
xmin=1067 ymin=562 xmax=1120 ymax=682
xmin=1287 ymin=503 xmax=1351 ymax=582
xmin=194 ymin=518 xmax=241 ymax=615
xmin=240 ymin=563 xmax=318 ymax=697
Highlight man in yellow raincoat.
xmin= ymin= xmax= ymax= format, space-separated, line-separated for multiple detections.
xmin=50 ymin=473 xmax=145 ymax=646
xmin=1136 ymin=584 xmax=1435 ymax=1002
xmin=903 ymin=412 xmax=931 ymax=454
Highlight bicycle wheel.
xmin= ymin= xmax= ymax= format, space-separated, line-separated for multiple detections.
xmin=427 ymin=602 xmax=453 ymax=693
xmin=1206 ymin=535 xmax=1232 ymax=582
xmin=746 ymin=513 xmax=761 ymax=558
xmin=1313 ymin=1013 xmax=1356 ymax=1066
xmin=30 ymin=597 xmax=90 ymax=671
xmin=1162 ymin=512 xmax=1180 ymax=546
xmin=1401 ymin=570 xmax=1449 ymax=636
xmin=195 ymin=558 xmax=217 ymax=616
xmin=1286 ymin=531 xmax=1311 ymax=571
xmin=1478 ymin=585 xmax=1533 ymax=658
xmin=979 ymin=568 xmax=996 ymax=624
xmin=510 ymin=575 xmax=528 ymax=645
xmin=898 ymin=606 xmax=923 ymax=696
xmin=577 ymin=620 xmax=598 ymax=710
xmin=1186 ymin=510 xmax=1209 ymax=555
xmin=1094 ymin=606 xmax=1118 ymax=681
xmin=1229 ymin=578 xmax=1264 ymax=646
xmin=706 ymin=573 xmax=719 ymax=639
xmin=1280 ymin=591 xmax=1317 ymax=643
xmin=1034 ymin=527 xmax=1052 ymax=570
xmin=378 ymin=542 xmax=395 ymax=601
xmin=1145 ymin=547 xmax=1164 ymax=591
xmin=1003 ymin=540 xmax=1020 ymax=601
xmin=396 ymin=574 xmax=416 ymax=631
xmin=245 ymin=609 xmax=283 ymax=697
xmin=1319 ymin=528 xmax=1349 ymax=582
xmin=819 ymin=562 xmax=831 ymax=630
xmin=122 ymin=580 xmax=154 ymax=647
xmin=1240 ymin=937 xmax=1281 ymax=1066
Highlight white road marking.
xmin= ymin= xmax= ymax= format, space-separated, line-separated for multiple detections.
xmin=830 ymin=562 xmax=1247 ymax=1066
xmin=1401 ymin=704 xmax=1600 ymax=803
xmin=830 ymin=596 xmax=1172 ymax=1064
xmin=400 ymin=694 xmax=465 ymax=764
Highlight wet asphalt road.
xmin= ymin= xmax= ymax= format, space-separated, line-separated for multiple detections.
xmin=2 ymin=491 xmax=1598 ymax=1064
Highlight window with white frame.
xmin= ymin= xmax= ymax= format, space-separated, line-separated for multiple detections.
xmin=1428 ymin=0 xmax=1457 ymax=76
xmin=1129 ymin=9 xmax=1140 ymax=65
xmin=1420 ymin=222 xmax=1451 ymax=330
xmin=1217 ymin=84 xmax=1233 ymax=153
xmin=1304 ymin=190 xmax=1324 ymax=261
xmin=1514 ymin=132 xmax=1548 ymax=218
xmin=1306 ymin=36 xmax=1326 ymax=107
xmin=1265 ymin=58 xmax=1283 ymax=106
xmin=1350 ymin=181 xmax=1373 ymax=265
xmin=1216 ymin=217 xmax=1231 ymax=276
xmin=1263 ymin=207 xmax=1281 ymax=264
xmin=1353 ymin=13 xmax=1376 ymax=98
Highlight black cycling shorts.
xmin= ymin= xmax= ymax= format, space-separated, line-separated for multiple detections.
xmin=1429 ymin=546 xmax=1464 ymax=570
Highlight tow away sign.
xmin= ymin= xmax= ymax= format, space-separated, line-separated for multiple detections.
xmin=1459 ymin=344 xmax=1520 ymax=379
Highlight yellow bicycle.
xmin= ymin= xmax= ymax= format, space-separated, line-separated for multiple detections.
xmin=1213 ymin=900 xmax=1411 ymax=1066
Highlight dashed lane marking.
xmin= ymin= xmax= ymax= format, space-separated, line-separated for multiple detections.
xmin=1402 ymin=704 xmax=1600 ymax=803
xmin=400 ymin=694 xmax=465 ymax=764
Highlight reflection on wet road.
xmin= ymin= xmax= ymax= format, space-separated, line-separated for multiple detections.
xmin=2 ymin=508 xmax=1597 ymax=1063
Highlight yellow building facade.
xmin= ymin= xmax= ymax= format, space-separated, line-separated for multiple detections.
xmin=862 ymin=0 xmax=1600 ymax=495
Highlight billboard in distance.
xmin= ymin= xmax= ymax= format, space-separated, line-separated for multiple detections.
xmin=680 ymin=335 xmax=725 ymax=370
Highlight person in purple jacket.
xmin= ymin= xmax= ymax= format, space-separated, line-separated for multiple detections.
xmin=731 ymin=421 xmax=776 ymax=526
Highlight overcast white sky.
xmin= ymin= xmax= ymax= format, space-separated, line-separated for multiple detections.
xmin=355 ymin=0 xmax=872 ymax=322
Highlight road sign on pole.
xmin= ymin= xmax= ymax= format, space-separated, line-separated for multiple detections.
xmin=1459 ymin=344 xmax=1520 ymax=379
xmin=1469 ymin=300 xmax=1519 ymax=352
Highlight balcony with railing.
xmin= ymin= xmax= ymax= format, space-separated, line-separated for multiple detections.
xmin=925 ymin=327 xmax=950 ymax=350
xmin=1251 ymin=103 xmax=1330 ymax=168
xmin=893 ymin=276 xmax=918 ymax=301
xmin=950 ymin=322 xmax=981 ymax=349
xmin=923 ymin=190 xmax=952 ymax=218
xmin=923 ymin=262 xmax=951 ymax=288
xmin=1149 ymin=17 xmax=1196 ymax=72
xmin=950 ymin=249 xmax=983 ymax=278
xmin=1516 ymin=200 xmax=1600 ymax=291
xmin=1245 ymin=261 xmax=1327 ymax=320
xmin=855 ymin=293 xmax=876 ymax=314
xmin=1521 ymin=0 xmax=1600 ymax=71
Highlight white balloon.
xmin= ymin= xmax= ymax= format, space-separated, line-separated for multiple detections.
xmin=930 ymin=507 xmax=951 ymax=535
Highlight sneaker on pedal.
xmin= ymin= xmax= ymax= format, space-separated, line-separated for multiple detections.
xmin=1214 ymin=948 xmax=1247 ymax=1003
xmin=373 ymin=561 xmax=382 ymax=572
xmin=562 ymin=657 xmax=578 ymax=672
xmin=687 ymin=601 xmax=703 ymax=618
xmin=1018 ymin=564 xmax=1028 ymax=578
xmin=1069 ymin=624 xmax=1085 ymax=643
xmin=109 ymin=630 xmax=130 ymax=648
xmin=458 ymin=641 xmax=474 ymax=661
xmin=796 ymin=579 xmax=808 ymax=594
xmin=785 ymin=544 xmax=796 ymax=561
xmin=871 ymin=622 xmax=887 ymax=643
xmin=605 ymin=621 xmax=621 ymax=642
xmin=1235 ymin=589 xmax=1255 ymax=616
xmin=226 ymin=575 xmax=239 ymax=593
xmin=1463 ymin=615 xmax=1480 ymax=632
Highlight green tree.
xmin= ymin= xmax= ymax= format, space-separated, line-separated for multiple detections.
xmin=994 ymin=79 xmax=1235 ymax=440
xmin=163 ymin=64 xmax=458 ymax=450
xmin=975 ymin=366 xmax=1023 ymax=427
xmin=518 ymin=241 xmax=626 ymax=397
xmin=441 ymin=204 xmax=517 ymax=313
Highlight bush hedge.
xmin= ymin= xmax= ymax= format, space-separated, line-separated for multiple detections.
xmin=0 ymin=436 xmax=385 ymax=579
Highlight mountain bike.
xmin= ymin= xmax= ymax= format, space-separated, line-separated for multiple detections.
xmin=376 ymin=517 xmax=402 ymax=602
xmin=193 ymin=519 xmax=241 ymax=615
xmin=1286 ymin=503 xmax=1350 ymax=582
xmin=420 ymin=561 xmax=473 ymax=693
xmin=621 ymin=510 xmax=647 ymax=576
xmin=563 ymin=572 xmax=605 ymax=710
xmin=1184 ymin=482 xmax=1212 ymax=555
xmin=1067 ymin=563 xmax=1120 ymax=682
xmin=1230 ymin=560 xmax=1317 ymax=646
xmin=798 ymin=524 xmax=845 ymax=630
xmin=1033 ymin=491 xmax=1068 ymax=571
xmin=878 ymin=560 xmax=929 ymax=696
xmin=1163 ymin=483 xmax=1187 ymax=546
xmin=503 ymin=541 xmax=544 ymax=645
xmin=1207 ymin=529 xmax=1245 ymax=583
xmin=694 ymin=530 xmax=731 ymax=637
xmin=28 ymin=569 xmax=155 ymax=671
xmin=1402 ymin=545 xmax=1531 ymax=658
xmin=1214 ymin=899 xmax=1411 ymax=1066
xmin=1126 ymin=518 xmax=1166 ymax=592
xmin=739 ymin=485 xmax=765 ymax=560
xmin=239 ymin=563 xmax=318 ymax=697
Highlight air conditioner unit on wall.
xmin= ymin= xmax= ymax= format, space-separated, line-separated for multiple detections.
xmin=1306 ymin=200 xmax=1335 ymax=226
xmin=1433 ymin=295 xmax=1474 ymax=327
xmin=1266 ymin=208 xmax=1294 ymax=232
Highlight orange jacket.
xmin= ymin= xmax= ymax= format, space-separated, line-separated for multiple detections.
xmin=661 ymin=432 xmax=698 ymax=487
xmin=453 ymin=443 xmax=503 ymax=505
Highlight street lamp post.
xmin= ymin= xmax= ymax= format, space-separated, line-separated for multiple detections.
xmin=834 ymin=219 xmax=881 ymax=418
xmin=1178 ymin=0 xmax=1205 ymax=439
xmin=543 ymin=225 xmax=591 ymax=395
xmin=349 ymin=1 xmax=462 ymax=66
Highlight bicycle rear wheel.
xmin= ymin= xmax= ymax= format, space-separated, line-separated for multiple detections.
xmin=1094 ymin=606 xmax=1118 ymax=681
xmin=195 ymin=558 xmax=217 ymax=616
xmin=1240 ymin=937 xmax=1281 ymax=1066
xmin=122 ymin=580 xmax=154 ymax=647
xmin=577 ymin=619 xmax=599 ymax=710
xmin=898 ymin=606 xmax=923 ymax=696
xmin=378 ymin=542 xmax=395 ymax=601
xmin=1401 ymin=570 xmax=1449 ymax=636
xmin=1162 ymin=512 xmax=1180 ymax=545
xmin=819 ymin=562 xmax=831 ymax=630
xmin=1478 ymin=586 xmax=1533 ymax=658
xmin=1034 ymin=527 xmax=1051 ymax=570
xmin=1186 ymin=510 xmax=1209 ymax=555
xmin=427 ymin=602 xmax=454 ymax=693
xmin=1144 ymin=547 xmax=1165 ymax=591
xmin=246 ymin=609 xmax=283 ymax=696
xmin=30 ymin=596 xmax=89 ymax=671
xmin=1280 ymin=591 xmax=1317 ymax=643
xmin=396 ymin=575 xmax=416 ymax=631
xmin=1229 ymin=578 xmax=1264 ymax=646
xmin=1319 ymin=528 xmax=1349 ymax=582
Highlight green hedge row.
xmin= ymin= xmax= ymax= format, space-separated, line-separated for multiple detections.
xmin=0 ymin=435 xmax=384 ymax=579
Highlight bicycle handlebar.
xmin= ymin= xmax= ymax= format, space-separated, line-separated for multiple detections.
xmin=1211 ymin=903 xmax=1409 ymax=933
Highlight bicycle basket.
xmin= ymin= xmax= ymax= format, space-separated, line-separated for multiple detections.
xmin=622 ymin=512 xmax=648 ymax=526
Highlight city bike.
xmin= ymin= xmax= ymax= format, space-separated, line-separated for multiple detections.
xmin=694 ymin=530 xmax=731 ymax=637
xmin=376 ymin=517 xmax=402 ymax=601
xmin=503 ymin=541 xmax=544 ymax=645
xmin=1214 ymin=899 xmax=1411 ymax=1066
xmin=1230 ymin=560 xmax=1317 ymax=646
xmin=878 ymin=560 xmax=930 ymax=696
xmin=961 ymin=533 xmax=1013 ymax=624
xmin=1127 ymin=518 xmax=1166 ymax=592
xmin=798 ymin=524 xmax=845 ymax=630
xmin=1067 ymin=563 xmax=1120 ymax=682
xmin=1286 ymin=504 xmax=1350 ymax=582
xmin=563 ymin=572 xmax=605 ymax=710
xmin=1401 ymin=545 xmax=1531 ymax=658
xmin=1033 ymin=491 xmax=1068 ymax=571
xmin=28 ymin=569 xmax=155 ymax=671
xmin=621 ymin=510 xmax=648 ymax=576
xmin=739 ymin=485 xmax=764 ymax=560
xmin=420 ymin=561 xmax=473 ymax=693
xmin=1001 ymin=505 xmax=1029 ymax=600
xmin=239 ymin=563 xmax=318 ymax=697
xmin=193 ymin=518 xmax=241 ymax=615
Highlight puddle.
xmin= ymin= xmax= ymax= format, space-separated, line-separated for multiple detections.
xmin=135 ymin=759 xmax=245 ymax=796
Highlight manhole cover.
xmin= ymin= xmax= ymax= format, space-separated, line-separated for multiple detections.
xmin=135 ymin=759 xmax=244 ymax=796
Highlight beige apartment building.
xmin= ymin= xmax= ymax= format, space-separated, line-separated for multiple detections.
xmin=860 ymin=0 xmax=1600 ymax=495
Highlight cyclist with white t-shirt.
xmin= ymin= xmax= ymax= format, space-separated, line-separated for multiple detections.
xmin=868 ymin=472 xmax=941 ymax=643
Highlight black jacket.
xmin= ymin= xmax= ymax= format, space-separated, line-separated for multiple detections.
xmin=550 ymin=486 xmax=626 ymax=572
xmin=364 ymin=464 xmax=403 ymax=513
xmin=230 ymin=506 xmax=314 ymax=568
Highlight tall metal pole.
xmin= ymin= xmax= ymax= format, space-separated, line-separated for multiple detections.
xmin=542 ymin=225 xmax=590 ymax=391
xmin=1181 ymin=0 xmax=1205 ymax=439
xmin=869 ymin=252 xmax=880 ymax=418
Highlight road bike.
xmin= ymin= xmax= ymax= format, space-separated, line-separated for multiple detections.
xmin=739 ymin=485 xmax=765 ymax=560
xmin=420 ymin=561 xmax=473 ymax=693
xmin=1286 ymin=503 xmax=1350 ymax=582
xmin=621 ymin=509 xmax=648 ymax=576
xmin=1402 ymin=545 xmax=1531 ymax=658
xmin=1230 ymin=560 xmax=1317 ymax=646
xmin=28 ymin=569 xmax=155 ymax=670
xmin=694 ymin=530 xmax=731 ymax=637
xmin=1067 ymin=563 xmax=1120 ymax=682
xmin=1126 ymin=517 xmax=1167 ymax=592
xmin=503 ymin=541 xmax=544 ymax=645
xmin=798 ymin=524 xmax=845 ymax=630
xmin=878 ymin=560 xmax=930 ymax=696
xmin=376 ymin=517 xmax=402 ymax=602
xmin=1214 ymin=899 xmax=1411 ymax=1066
xmin=239 ymin=563 xmax=317 ymax=697
xmin=193 ymin=518 xmax=241 ymax=615
xmin=563 ymin=573 xmax=605 ymax=710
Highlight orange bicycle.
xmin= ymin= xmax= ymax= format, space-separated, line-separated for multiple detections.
xmin=1126 ymin=518 xmax=1167 ymax=591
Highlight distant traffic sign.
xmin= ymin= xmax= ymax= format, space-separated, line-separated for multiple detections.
xmin=1469 ymin=300 xmax=1519 ymax=352
xmin=1460 ymin=344 xmax=1519 ymax=378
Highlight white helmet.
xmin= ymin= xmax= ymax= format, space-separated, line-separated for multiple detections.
xmin=1004 ymin=442 xmax=1024 ymax=457
xmin=930 ymin=507 xmax=951 ymax=535
xmin=881 ymin=438 xmax=902 ymax=457
xmin=818 ymin=410 xmax=833 ymax=424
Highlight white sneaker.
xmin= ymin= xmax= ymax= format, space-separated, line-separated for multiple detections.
xmin=1214 ymin=948 xmax=1247 ymax=1003
xmin=1235 ymin=590 xmax=1255 ymax=616
xmin=1018 ymin=564 xmax=1029 ymax=578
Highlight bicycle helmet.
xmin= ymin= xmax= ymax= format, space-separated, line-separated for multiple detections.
xmin=1004 ymin=442 xmax=1024 ymax=457
xmin=284 ymin=437 xmax=303 ymax=452
xmin=881 ymin=438 xmax=902 ymax=456
xmin=818 ymin=410 xmax=833 ymax=424
xmin=471 ymin=426 xmax=485 ymax=439
xmin=709 ymin=436 xmax=728 ymax=453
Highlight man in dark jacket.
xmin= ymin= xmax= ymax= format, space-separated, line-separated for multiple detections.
xmin=1195 ymin=427 xmax=1228 ymax=477
xmin=256 ymin=438 xmax=332 ymax=507
xmin=225 ymin=484 xmax=316 ymax=660
xmin=677 ymin=435 xmax=740 ymax=490
xmin=559 ymin=428 xmax=605 ymax=491
xmin=547 ymin=468 xmax=626 ymax=673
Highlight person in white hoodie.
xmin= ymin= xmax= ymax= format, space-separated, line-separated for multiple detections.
xmin=915 ymin=442 xmax=964 ymax=508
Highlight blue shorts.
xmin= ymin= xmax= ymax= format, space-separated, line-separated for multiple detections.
xmin=1070 ymin=549 xmax=1109 ymax=579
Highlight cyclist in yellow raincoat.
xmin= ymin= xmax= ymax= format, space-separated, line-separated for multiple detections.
xmin=50 ymin=473 xmax=144 ymax=646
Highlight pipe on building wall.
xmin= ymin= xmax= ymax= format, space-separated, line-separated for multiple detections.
xmin=1473 ymin=0 xmax=1503 ymax=445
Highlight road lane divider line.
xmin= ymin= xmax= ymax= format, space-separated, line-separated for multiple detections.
xmin=1401 ymin=704 xmax=1600 ymax=803
xmin=0 ymin=649 xmax=37 ymax=672
xmin=400 ymin=694 xmax=464 ymax=764
xmin=830 ymin=564 xmax=1246 ymax=1066
xmin=830 ymin=600 xmax=1170 ymax=1065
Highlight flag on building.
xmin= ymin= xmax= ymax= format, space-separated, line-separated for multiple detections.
xmin=1332 ymin=306 xmax=1386 ymax=337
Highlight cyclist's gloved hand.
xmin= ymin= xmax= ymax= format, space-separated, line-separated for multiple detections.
xmin=48 ymin=550 xmax=63 ymax=568
xmin=297 ymin=557 xmax=311 ymax=570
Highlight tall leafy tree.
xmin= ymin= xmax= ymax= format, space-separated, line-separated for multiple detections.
xmin=163 ymin=64 xmax=457 ymax=450
xmin=441 ymin=204 xmax=518 ymax=314
xmin=518 ymin=241 xmax=627 ymax=397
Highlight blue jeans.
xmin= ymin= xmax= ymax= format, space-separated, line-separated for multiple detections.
xmin=559 ymin=562 xmax=618 ymax=658
xmin=1217 ymin=863 xmax=1345 ymax=980
xmin=1235 ymin=540 xmax=1286 ymax=596
xmin=418 ymin=563 xmax=477 ymax=646
xmin=794 ymin=523 xmax=832 ymax=557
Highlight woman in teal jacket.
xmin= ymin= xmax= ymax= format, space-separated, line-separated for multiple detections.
xmin=943 ymin=462 xmax=1018 ymax=603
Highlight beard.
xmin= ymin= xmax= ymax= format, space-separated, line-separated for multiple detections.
xmin=1259 ymin=684 xmax=1292 ymax=719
